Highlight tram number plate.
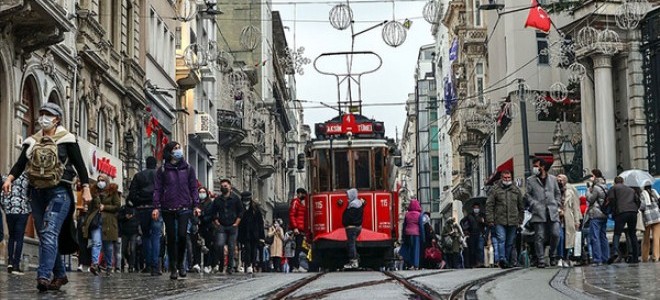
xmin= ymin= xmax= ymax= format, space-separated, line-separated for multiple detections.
xmin=380 ymin=199 xmax=388 ymax=207
xmin=314 ymin=201 xmax=323 ymax=209
xmin=378 ymin=222 xmax=391 ymax=229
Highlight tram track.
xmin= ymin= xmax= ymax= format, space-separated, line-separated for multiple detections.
xmin=267 ymin=270 xmax=443 ymax=300
xmin=448 ymin=268 xmax=520 ymax=300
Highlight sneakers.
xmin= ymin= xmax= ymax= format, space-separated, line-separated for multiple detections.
xmin=192 ymin=264 xmax=201 ymax=273
xmin=49 ymin=277 xmax=69 ymax=290
xmin=178 ymin=268 xmax=187 ymax=278
xmin=212 ymin=266 xmax=220 ymax=274
xmin=37 ymin=278 xmax=50 ymax=292
xmin=237 ymin=266 xmax=244 ymax=273
xmin=11 ymin=267 xmax=25 ymax=275
xmin=204 ymin=266 xmax=212 ymax=274
xmin=90 ymin=264 xmax=99 ymax=276
xmin=246 ymin=266 xmax=253 ymax=274
xmin=343 ymin=259 xmax=359 ymax=269
xmin=170 ymin=269 xmax=178 ymax=280
xmin=7 ymin=265 xmax=13 ymax=274
xmin=77 ymin=265 xmax=84 ymax=272
xmin=537 ymin=262 xmax=547 ymax=268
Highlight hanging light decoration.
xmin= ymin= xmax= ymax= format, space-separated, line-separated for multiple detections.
xmin=280 ymin=47 xmax=312 ymax=75
xmin=240 ymin=25 xmax=261 ymax=51
xmin=597 ymin=28 xmax=620 ymax=55
xmin=615 ymin=0 xmax=649 ymax=30
xmin=423 ymin=0 xmax=441 ymax=24
xmin=550 ymin=82 xmax=568 ymax=102
xmin=534 ymin=93 xmax=552 ymax=116
xmin=230 ymin=70 xmax=248 ymax=89
xmin=215 ymin=50 xmax=234 ymax=73
xmin=183 ymin=43 xmax=208 ymax=70
xmin=517 ymin=82 xmax=532 ymax=102
xmin=576 ymin=26 xmax=599 ymax=50
xmin=382 ymin=20 xmax=407 ymax=47
xmin=329 ymin=3 xmax=353 ymax=30
xmin=504 ymin=101 xmax=519 ymax=119
xmin=174 ymin=0 xmax=198 ymax=22
xmin=568 ymin=62 xmax=587 ymax=83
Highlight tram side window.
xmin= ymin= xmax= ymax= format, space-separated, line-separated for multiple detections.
xmin=334 ymin=151 xmax=350 ymax=190
xmin=355 ymin=151 xmax=371 ymax=189
xmin=374 ymin=149 xmax=385 ymax=190
xmin=317 ymin=150 xmax=331 ymax=191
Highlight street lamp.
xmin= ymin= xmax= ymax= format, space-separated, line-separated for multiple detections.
xmin=559 ymin=136 xmax=575 ymax=167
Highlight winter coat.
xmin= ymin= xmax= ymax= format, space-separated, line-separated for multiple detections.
xmin=640 ymin=189 xmax=660 ymax=226
xmin=283 ymin=232 xmax=296 ymax=258
xmin=128 ymin=168 xmax=156 ymax=208
xmin=608 ymin=183 xmax=640 ymax=215
xmin=289 ymin=197 xmax=306 ymax=232
xmin=343 ymin=189 xmax=365 ymax=227
xmin=486 ymin=182 xmax=524 ymax=226
xmin=238 ymin=203 xmax=265 ymax=243
xmin=563 ymin=184 xmax=582 ymax=249
xmin=462 ymin=213 xmax=486 ymax=236
xmin=211 ymin=192 xmax=244 ymax=227
xmin=1 ymin=173 xmax=31 ymax=214
xmin=268 ymin=226 xmax=285 ymax=257
xmin=83 ymin=185 xmax=121 ymax=241
xmin=118 ymin=206 xmax=141 ymax=236
xmin=586 ymin=178 xmax=608 ymax=220
xmin=526 ymin=174 xmax=561 ymax=223
xmin=441 ymin=222 xmax=463 ymax=254
xmin=153 ymin=160 xmax=199 ymax=211
xmin=404 ymin=200 xmax=422 ymax=236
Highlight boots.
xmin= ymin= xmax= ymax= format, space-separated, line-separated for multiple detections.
xmin=169 ymin=267 xmax=178 ymax=280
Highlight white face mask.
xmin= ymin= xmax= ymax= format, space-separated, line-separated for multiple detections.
xmin=199 ymin=193 xmax=207 ymax=200
xmin=38 ymin=116 xmax=56 ymax=130
xmin=532 ymin=167 xmax=541 ymax=176
xmin=502 ymin=180 xmax=512 ymax=186
xmin=97 ymin=181 xmax=107 ymax=190
xmin=473 ymin=208 xmax=480 ymax=214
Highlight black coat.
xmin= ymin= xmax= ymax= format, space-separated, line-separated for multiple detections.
xmin=238 ymin=203 xmax=265 ymax=243
xmin=342 ymin=205 xmax=365 ymax=227
xmin=118 ymin=206 xmax=141 ymax=236
xmin=127 ymin=168 xmax=156 ymax=207
xmin=211 ymin=192 xmax=244 ymax=226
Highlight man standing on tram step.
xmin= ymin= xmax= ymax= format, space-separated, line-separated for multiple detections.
xmin=526 ymin=158 xmax=562 ymax=268
xmin=238 ymin=191 xmax=265 ymax=274
xmin=289 ymin=188 xmax=308 ymax=272
xmin=3 ymin=102 xmax=91 ymax=292
xmin=343 ymin=188 xmax=365 ymax=269
xmin=486 ymin=170 xmax=524 ymax=269
xmin=152 ymin=142 xmax=201 ymax=280
xmin=211 ymin=179 xmax=244 ymax=274
xmin=127 ymin=156 xmax=163 ymax=276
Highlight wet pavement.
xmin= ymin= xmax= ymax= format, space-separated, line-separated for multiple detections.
xmin=565 ymin=262 xmax=660 ymax=300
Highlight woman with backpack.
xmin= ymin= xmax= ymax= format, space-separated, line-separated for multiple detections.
xmin=83 ymin=174 xmax=121 ymax=276
xmin=640 ymin=181 xmax=660 ymax=262
xmin=152 ymin=141 xmax=201 ymax=280
xmin=2 ymin=103 xmax=91 ymax=292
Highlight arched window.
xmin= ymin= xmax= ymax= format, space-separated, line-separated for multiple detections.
xmin=21 ymin=77 xmax=38 ymax=139
xmin=112 ymin=121 xmax=119 ymax=155
xmin=79 ymin=101 xmax=88 ymax=139
xmin=97 ymin=111 xmax=106 ymax=148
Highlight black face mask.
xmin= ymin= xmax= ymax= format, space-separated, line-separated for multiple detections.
xmin=558 ymin=182 xmax=565 ymax=189
xmin=299 ymin=195 xmax=306 ymax=200
xmin=220 ymin=187 xmax=229 ymax=194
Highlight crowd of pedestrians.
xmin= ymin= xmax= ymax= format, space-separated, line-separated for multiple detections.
xmin=0 ymin=103 xmax=311 ymax=293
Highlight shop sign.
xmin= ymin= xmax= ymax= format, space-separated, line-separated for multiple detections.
xmin=77 ymin=139 xmax=124 ymax=191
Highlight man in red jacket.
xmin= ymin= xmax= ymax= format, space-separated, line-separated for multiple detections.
xmin=289 ymin=188 xmax=307 ymax=272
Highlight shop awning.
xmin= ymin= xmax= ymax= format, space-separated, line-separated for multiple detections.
xmin=486 ymin=158 xmax=513 ymax=186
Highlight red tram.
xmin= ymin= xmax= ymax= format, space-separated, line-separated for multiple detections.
xmin=305 ymin=113 xmax=400 ymax=269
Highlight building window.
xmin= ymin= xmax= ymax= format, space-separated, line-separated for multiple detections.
xmin=474 ymin=0 xmax=482 ymax=27
xmin=430 ymin=126 xmax=439 ymax=150
xmin=431 ymin=156 xmax=440 ymax=180
xmin=175 ymin=27 xmax=182 ymax=49
xmin=79 ymin=102 xmax=88 ymax=139
xmin=537 ymin=32 xmax=549 ymax=65
xmin=127 ymin=1 xmax=135 ymax=58
xmin=112 ymin=121 xmax=119 ymax=156
xmin=431 ymin=187 xmax=440 ymax=212
xmin=97 ymin=112 xmax=106 ymax=148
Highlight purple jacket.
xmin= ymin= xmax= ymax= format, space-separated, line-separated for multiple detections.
xmin=153 ymin=160 xmax=199 ymax=210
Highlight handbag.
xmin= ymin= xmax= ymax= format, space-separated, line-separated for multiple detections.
xmin=424 ymin=245 xmax=443 ymax=263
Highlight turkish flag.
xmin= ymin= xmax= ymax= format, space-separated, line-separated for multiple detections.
xmin=525 ymin=0 xmax=551 ymax=33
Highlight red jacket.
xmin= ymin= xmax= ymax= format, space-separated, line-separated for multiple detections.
xmin=289 ymin=197 xmax=306 ymax=232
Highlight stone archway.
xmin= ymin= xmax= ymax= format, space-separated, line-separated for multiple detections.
xmin=21 ymin=76 xmax=39 ymax=239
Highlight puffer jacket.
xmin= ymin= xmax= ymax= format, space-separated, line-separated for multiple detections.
xmin=486 ymin=181 xmax=524 ymax=226
xmin=289 ymin=197 xmax=306 ymax=232
xmin=153 ymin=160 xmax=199 ymax=210
xmin=640 ymin=189 xmax=660 ymax=226
xmin=404 ymin=200 xmax=422 ymax=236
xmin=587 ymin=178 xmax=608 ymax=220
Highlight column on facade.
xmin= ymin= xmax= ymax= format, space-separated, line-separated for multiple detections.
xmin=592 ymin=54 xmax=617 ymax=179
xmin=626 ymin=31 xmax=649 ymax=170
xmin=580 ymin=59 xmax=597 ymax=172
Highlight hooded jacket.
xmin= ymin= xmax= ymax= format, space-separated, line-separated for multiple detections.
xmin=83 ymin=183 xmax=121 ymax=241
xmin=289 ymin=197 xmax=306 ymax=232
xmin=404 ymin=200 xmax=423 ymax=236
xmin=342 ymin=188 xmax=365 ymax=227
xmin=587 ymin=178 xmax=609 ymax=220
xmin=153 ymin=160 xmax=199 ymax=210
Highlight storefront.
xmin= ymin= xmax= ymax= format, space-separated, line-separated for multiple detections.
xmin=77 ymin=139 xmax=124 ymax=192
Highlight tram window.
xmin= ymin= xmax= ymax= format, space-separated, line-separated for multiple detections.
xmin=334 ymin=151 xmax=350 ymax=189
xmin=374 ymin=149 xmax=385 ymax=190
xmin=354 ymin=151 xmax=371 ymax=189
xmin=318 ymin=150 xmax=331 ymax=191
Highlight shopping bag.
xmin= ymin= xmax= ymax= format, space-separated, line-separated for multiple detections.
xmin=573 ymin=231 xmax=582 ymax=257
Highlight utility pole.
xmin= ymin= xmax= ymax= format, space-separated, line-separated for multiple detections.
xmin=518 ymin=78 xmax=531 ymax=179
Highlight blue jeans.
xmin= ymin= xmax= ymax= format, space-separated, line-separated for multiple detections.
xmin=6 ymin=214 xmax=29 ymax=267
xmin=557 ymin=226 xmax=565 ymax=258
xmin=31 ymin=186 xmax=72 ymax=280
xmin=493 ymin=225 xmax=517 ymax=264
xmin=589 ymin=218 xmax=609 ymax=263
xmin=215 ymin=225 xmax=237 ymax=270
xmin=345 ymin=226 xmax=362 ymax=260
xmin=90 ymin=226 xmax=114 ymax=267
xmin=137 ymin=208 xmax=163 ymax=269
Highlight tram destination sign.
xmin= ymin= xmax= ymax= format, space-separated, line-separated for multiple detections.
xmin=326 ymin=122 xmax=373 ymax=135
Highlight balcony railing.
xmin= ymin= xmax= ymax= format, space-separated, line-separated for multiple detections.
xmin=0 ymin=0 xmax=74 ymax=51
xmin=217 ymin=109 xmax=246 ymax=146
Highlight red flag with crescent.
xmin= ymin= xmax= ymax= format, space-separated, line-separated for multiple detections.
xmin=525 ymin=0 xmax=551 ymax=33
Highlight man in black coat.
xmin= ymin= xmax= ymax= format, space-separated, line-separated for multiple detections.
xmin=211 ymin=179 xmax=244 ymax=274
xmin=238 ymin=192 xmax=265 ymax=274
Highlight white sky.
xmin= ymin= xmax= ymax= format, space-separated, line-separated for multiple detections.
xmin=273 ymin=0 xmax=434 ymax=140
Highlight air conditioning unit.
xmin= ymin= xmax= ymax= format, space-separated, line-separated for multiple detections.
xmin=195 ymin=113 xmax=218 ymax=143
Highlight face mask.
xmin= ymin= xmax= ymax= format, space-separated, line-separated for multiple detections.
xmin=38 ymin=116 xmax=56 ymax=130
xmin=243 ymin=201 xmax=250 ymax=208
xmin=299 ymin=195 xmax=306 ymax=200
xmin=532 ymin=167 xmax=541 ymax=176
xmin=220 ymin=187 xmax=229 ymax=194
xmin=172 ymin=149 xmax=184 ymax=160
xmin=473 ymin=208 xmax=480 ymax=214
xmin=97 ymin=181 xmax=107 ymax=190
xmin=558 ymin=182 xmax=565 ymax=188
xmin=199 ymin=193 xmax=207 ymax=200
xmin=502 ymin=180 xmax=512 ymax=186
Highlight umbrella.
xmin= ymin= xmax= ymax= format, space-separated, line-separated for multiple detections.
xmin=618 ymin=169 xmax=655 ymax=187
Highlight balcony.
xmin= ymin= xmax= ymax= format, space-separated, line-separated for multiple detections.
xmin=217 ymin=109 xmax=246 ymax=147
xmin=194 ymin=113 xmax=218 ymax=144
xmin=0 ymin=0 xmax=74 ymax=52
xmin=458 ymin=133 xmax=484 ymax=157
